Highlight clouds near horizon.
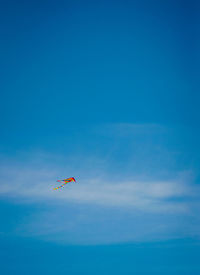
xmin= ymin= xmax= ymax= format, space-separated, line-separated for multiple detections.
xmin=0 ymin=123 xmax=199 ymax=244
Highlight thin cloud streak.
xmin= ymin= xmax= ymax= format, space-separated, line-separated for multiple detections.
xmin=0 ymin=156 xmax=198 ymax=215
xmin=0 ymin=123 xmax=199 ymax=244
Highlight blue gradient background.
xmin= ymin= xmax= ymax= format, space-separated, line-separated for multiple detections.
xmin=0 ymin=0 xmax=200 ymax=274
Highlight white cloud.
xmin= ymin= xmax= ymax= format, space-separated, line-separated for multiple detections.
xmin=0 ymin=123 xmax=199 ymax=244
xmin=0 ymin=155 xmax=197 ymax=214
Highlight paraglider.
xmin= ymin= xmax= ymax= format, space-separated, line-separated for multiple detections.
xmin=53 ymin=177 xmax=76 ymax=190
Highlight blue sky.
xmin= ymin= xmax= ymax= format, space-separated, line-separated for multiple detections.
xmin=0 ymin=0 xmax=200 ymax=274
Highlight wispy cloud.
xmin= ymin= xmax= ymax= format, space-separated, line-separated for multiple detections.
xmin=0 ymin=153 xmax=196 ymax=213
xmin=0 ymin=123 xmax=199 ymax=244
xmin=98 ymin=123 xmax=167 ymax=137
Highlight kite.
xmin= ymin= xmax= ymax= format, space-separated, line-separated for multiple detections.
xmin=53 ymin=177 xmax=76 ymax=190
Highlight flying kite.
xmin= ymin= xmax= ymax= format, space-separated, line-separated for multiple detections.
xmin=53 ymin=177 xmax=76 ymax=190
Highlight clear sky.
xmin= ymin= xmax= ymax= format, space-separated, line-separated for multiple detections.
xmin=0 ymin=0 xmax=200 ymax=274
